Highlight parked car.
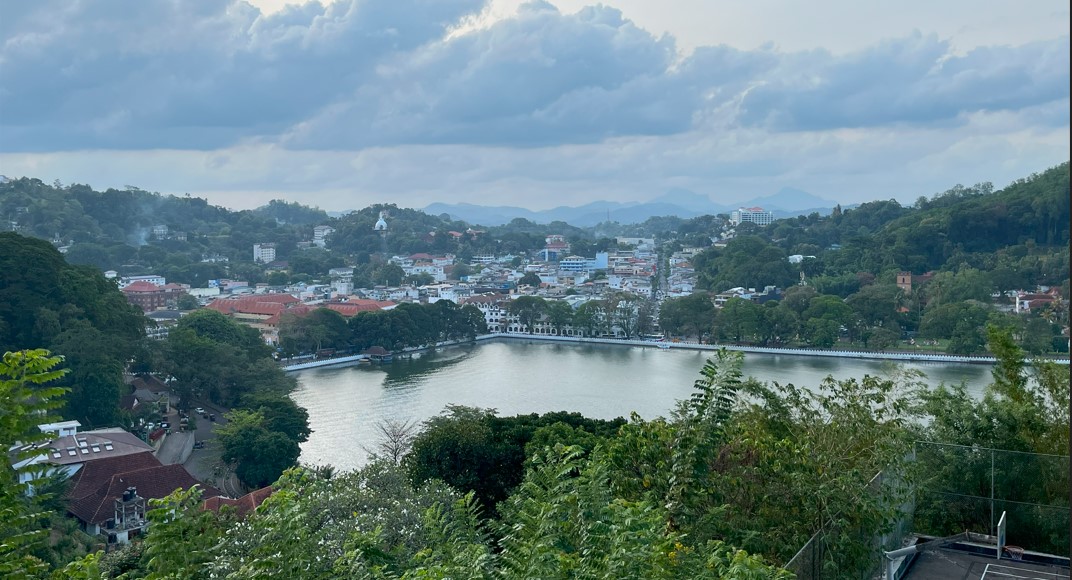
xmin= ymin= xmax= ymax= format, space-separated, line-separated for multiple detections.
xmin=208 ymin=413 xmax=216 ymax=422
xmin=194 ymin=407 xmax=205 ymax=415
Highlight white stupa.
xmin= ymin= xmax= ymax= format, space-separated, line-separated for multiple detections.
xmin=374 ymin=211 xmax=387 ymax=231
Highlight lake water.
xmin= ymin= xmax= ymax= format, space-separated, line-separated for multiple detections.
xmin=290 ymin=340 xmax=993 ymax=470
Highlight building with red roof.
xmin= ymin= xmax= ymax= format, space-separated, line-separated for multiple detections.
xmin=121 ymin=281 xmax=189 ymax=312
xmin=203 ymin=486 xmax=274 ymax=518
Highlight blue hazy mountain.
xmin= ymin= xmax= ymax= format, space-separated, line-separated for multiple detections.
xmin=424 ymin=187 xmax=838 ymax=226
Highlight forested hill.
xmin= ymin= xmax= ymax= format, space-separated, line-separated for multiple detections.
xmin=690 ymin=162 xmax=1069 ymax=295
xmin=2 ymin=162 xmax=1068 ymax=292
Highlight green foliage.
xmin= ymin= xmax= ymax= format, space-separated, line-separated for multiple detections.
xmin=277 ymin=308 xmax=350 ymax=356
xmin=142 ymin=486 xmax=224 ymax=579
xmin=917 ymin=326 xmax=1070 ymax=553
xmin=0 ymin=350 xmax=69 ymax=578
xmin=659 ymin=292 xmax=715 ymax=340
xmin=164 ymin=309 xmax=292 ymax=406
xmin=407 ymin=407 xmax=625 ymax=514
xmin=507 ymin=296 xmax=546 ymax=335
xmin=216 ymin=410 xmax=303 ymax=488
xmin=0 ymin=234 xmax=146 ymax=427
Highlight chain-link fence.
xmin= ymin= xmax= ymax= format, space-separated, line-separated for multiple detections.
xmin=913 ymin=441 xmax=1070 ymax=555
xmin=785 ymin=444 xmax=1069 ymax=579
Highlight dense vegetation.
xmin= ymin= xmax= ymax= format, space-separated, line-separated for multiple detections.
xmin=660 ymin=163 xmax=1070 ymax=355
xmin=0 ymin=180 xmax=619 ymax=285
xmin=3 ymin=318 xmax=1068 ymax=578
xmin=276 ymin=301 xmax=489 ymax=357
xmin=158 ymin=309 xmax=309 ymax=487
xmin=0 ymin=233 xmax=147 ymax=427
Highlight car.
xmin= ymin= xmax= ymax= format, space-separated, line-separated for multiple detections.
xmin=194 ymin=407 xmax=205 ymax=415
xmin=208 ymin=413 xmax=216 ymax=422
xmin=193 ymin=441 xmax=205 ymax=449
xmin=160 ymin=422 xmax=170 ymax=429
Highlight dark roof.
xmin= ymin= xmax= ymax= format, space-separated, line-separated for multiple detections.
xmin=202 ymin=486 xmax=274 ymax=518
xmin=44 ymin=428 xmax=154 ymax=466
xmin=362 ymin=346 xmax=389 ymax=356
xmin=69 ymin=461 xmax=222 ymax=525
xmin=67 ymin=453 xmax=162 ymax=504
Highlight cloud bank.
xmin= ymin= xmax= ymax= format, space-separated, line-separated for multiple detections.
xmin=0 ymin=0 xmax=1068 ymax=209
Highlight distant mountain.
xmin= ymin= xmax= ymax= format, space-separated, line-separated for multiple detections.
xmin=650 ymin=188 xmax=731 ymax=214
xmin=735 ymin=187 xmax=835 ymax=213
xmin=424 ymin=200 xmax=707 ymax=226
xmin=424 ymin=187 xmax=841 ymax=226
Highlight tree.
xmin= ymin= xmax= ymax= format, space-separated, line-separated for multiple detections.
xmin=659 ymin=293 xmax=715 ymax=340
xmin=544 ymin=300 xmax=574 ymax=336
xmin=0 ymin=350 xmax=69 ymax=577
xmin=719 ymin=298 xmax=763 ymax=344
xmin=216 ymin=410 xmax=302 ymax=488
xmin=404 ymin=272 xmax=435 ymax=286
xmin=374 ymin=263 xmax=405 ymax=286
xmin=518 ymin=271 xmax=541 ymax=287
xmin=141 ymin=486 xmax=224 ymax=579
xmin=508 ymin=296 xmax=546 ymax=334
xmin=176 ymin=293 xmax=199 ymax=311
xmin=366 ymin=418 xmax=418 ymax=465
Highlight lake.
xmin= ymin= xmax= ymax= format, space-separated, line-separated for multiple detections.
xmin=290 ymin=340 xmax=993 ymax=470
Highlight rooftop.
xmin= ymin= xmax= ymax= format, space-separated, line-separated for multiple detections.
xmin=35 ymin=428 xmax=154 ymax=466
xmin=903 ymin=547 xmax=1069 ymax=579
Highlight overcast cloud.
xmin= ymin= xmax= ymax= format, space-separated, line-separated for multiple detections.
xmin=0 ymin=0 xmax=1067 ymax=210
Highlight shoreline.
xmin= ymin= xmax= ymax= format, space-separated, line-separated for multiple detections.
xmin=283 ymin=333 xmax=1070 ymax=371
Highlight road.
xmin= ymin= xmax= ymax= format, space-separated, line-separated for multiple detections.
xmin=181 ymin=401 xmax=244 ymax=497
xmin=155 ymin=431 xmax=193 ymax=465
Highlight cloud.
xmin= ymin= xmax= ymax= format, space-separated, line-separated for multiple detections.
xmin=738 ymin=33 xmax=1070 ymax=131
xmin=0 ymin=0 xmax=486 ymax=150
xmin=2 ymin=1 xmax=1066 ymax=153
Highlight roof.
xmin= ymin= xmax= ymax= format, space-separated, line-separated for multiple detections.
xmin=130 ymin=375 xmax=169 ymax=393
xmin=202 ymin=486 xmax=274 ymax=518
xmin=69 ymin=462 xmax=222 ymax=525
xmin=67 ymin=452 xmax=162 ymax=506
xmin=122 ymin=281 xmax=163 ymax=293
xmin=902 ymin=546 xmax=1069 ymax=579
xmin=41 ymin=428 xmax=154 ymax=466
xmin=206 ymin=294 xmax=298 ymax=317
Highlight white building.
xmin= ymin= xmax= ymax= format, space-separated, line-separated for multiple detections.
xmin=118 ymin=275 xmax=166 ymax=289
xmin=729 ymin=207 xmax=774 ymax=226
xmin=313 ymin=225 xmax=335 ymax=248
xmin=253 ymin=243 xmax=277 ymax=264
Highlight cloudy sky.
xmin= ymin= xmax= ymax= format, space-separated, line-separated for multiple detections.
xmin=0 ymin=0 xmax=1068 ymax=211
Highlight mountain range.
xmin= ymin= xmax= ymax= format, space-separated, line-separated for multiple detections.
xmin=424 ymin=187 xmax=841 ymax=226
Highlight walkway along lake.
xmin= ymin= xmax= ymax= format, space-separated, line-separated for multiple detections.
xmin=290 ymin=339 xmax=995 ymax=471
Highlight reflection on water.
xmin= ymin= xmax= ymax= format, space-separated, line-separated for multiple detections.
xmin=291 ymin=341 xmax=992 ymax=471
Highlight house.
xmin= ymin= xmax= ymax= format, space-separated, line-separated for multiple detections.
xmin=313 ymin=225 xmax=335 ymax=248
xmin=11 ymin=421 xmax=224 ymax=543
xmin=122 ymin=281 xmax=188 ymax=312
xmin=66 ymin=454 xmax=222 ymax=541
xmin=202 ymin=486 xmax=274 ymax=518
xmin=253 ymin=243 xmax=277 ymax=264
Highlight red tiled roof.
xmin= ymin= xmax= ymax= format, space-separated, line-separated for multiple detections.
xmin=346 ymin=298 xmax=396 ymax=309
xmin=69 ymin=462 xmax=222 ymax=525
xmin=409 ymin=253 xmax=434 ymax=260
xmin=67 ymin=453 xmax=161 ymax=505
xmin=122 ymin=281 xmax=162 ymax=293
xmin=206 ymin=294 xmax=297 ymax=317
xmin=202 ymin=486 xmax=274 ymax=518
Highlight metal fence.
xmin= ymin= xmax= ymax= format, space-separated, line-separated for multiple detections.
xmin=912 ymin=441 xmax=1070 ymax=556
xmin=784 ymin=443 xmax=1069 ymax=579
xmin=784 ymin=470 xmax=914 ymax=580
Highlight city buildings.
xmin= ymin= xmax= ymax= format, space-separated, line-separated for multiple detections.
xmin=729 ymin=207 xmax=774 ymax=226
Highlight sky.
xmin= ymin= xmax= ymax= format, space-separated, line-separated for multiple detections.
xmin=0 ymin=0 xmax=1068 ymax=212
